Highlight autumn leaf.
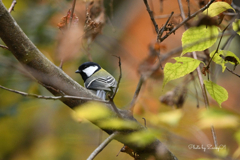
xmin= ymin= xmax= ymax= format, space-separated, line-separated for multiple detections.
xmin=181 ymin=25 xmax=219 ymax=55
xmin=210 ymin=50 xmax=240 ymax=72
xmin=203 ymin=1 xmax=235 ymax=17
xmin=57 ymin=9 xmax=79 ymax=31
xmin=204 ymin=80 xmax=228 ymax=107
xmin=74 ymin=102 xmax=112 ymax=121
xmin=163 ymin=57 xmax=202 ymax=89
xmin=233 ymin=19 xmax=240 ymax=36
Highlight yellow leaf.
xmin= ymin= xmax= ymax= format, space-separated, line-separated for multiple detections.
xmin=125 ymin=130 xmax=156 ymax=148
xmin=198 ymin=108 xmax=238 ymax=129
xmin=203 ymin=2 xmax=235 ymax=17
xmin=98 ymin=118 xmax=139 ymax=130
xmin=74 ymin=102 xmax=112 ymax=121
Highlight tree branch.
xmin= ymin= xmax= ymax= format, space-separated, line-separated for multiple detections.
xmin=157 ymin=11 xmax=174 ymax=41
xmin=111 ymin=55 xmax=122 ymax=100
xmin=127 ymin=75 xmax=145 ymax=112
xmin=0 ymin=84 xmax=107 ymax=103
xmin=155 ymin=13 xmax=181 ymax=19
xmin=70 ymin=0 xmax=77 ymax=27
xmin=187 ymin=0 xmax=190 ymax=17
xmin=143 ymin=0 xmax=159 ymax=33
xmin=226 ymin=67 xmax=240 ymax=78
xmin=87 ymin=132 xmax=119 ymax=160
xmin=0 ymin=2 xmax=177 ymax=160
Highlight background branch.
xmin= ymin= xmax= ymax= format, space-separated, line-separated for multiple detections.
xmin=226 ymin=67 xmax=240 ymax=77
xmin=127 ymin=75 xmax=145 ymax=112
xmin=70 ymin=0 xmax=77 ymax=27
xmin=143 ymin=0 xmax=159 ymax=33
xmin=87 ymin=132 xmax=119 ymax=160
xmin=157 ymin=11 xmax=174 ymax=41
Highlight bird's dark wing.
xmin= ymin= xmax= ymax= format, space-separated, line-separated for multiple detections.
xmin=85 ymin=76 xmax=117 ymax=91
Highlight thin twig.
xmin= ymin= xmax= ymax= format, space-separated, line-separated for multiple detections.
xmin=155 ymin=13 xmax=181 ymax=19
xmin=105 ymin=56 xmax=123 ymax=118
xmin=226 ymin=67 xmax=240 ymax=78
xmin=160 ymin=0 xmax=215 ymax=42
xmin=69 ymin=0 xmax=77 ymax=27
xmin=87 ymin=132 xmax=119 ymax=160
xmin=187 ymin=0 xmax=191 ymax=17
xmin=143 ymin=0 xmax=159 ymax=33
xmin=178 ymin=0 xmax=186 ymax=20
xmin=109 ymin=0 xmax=114 ymax=19
xmin=192 ymin=73 xmax=199 ymax=108
xmin=160 ymin=46 xmax=183 ymax=62
xmin=127 ymin=75 xmax=145 ymax=112
xmin=0 ymin=84 xmax=107 ymax=103
xmin=157 ymin=12 xmax=174 ymax=41
xmin=193 ymin=51 xmax=209 ymax=107
xmin=111 ymin=55 xmax=122 ymax=100
xmin=159 ymin=0 xmax=163 ymax=12
xmin=8 ymin=0 xmax=17 ymax=13
xmin=0 ymin=44 xmax=9 ymax=50
xmin=142 ymin=118 xmax=147 ymax=128
xmin=109 ymin=100 xmax=123 ymax=118
xmin=211 ymin=126 xmax=218 ymax=147
xmin=221 ymin=32 xmax=237 ymax=50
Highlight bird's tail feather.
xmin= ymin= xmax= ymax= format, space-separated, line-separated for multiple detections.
xmin=96 ymin=90 xmax=106 ymax=100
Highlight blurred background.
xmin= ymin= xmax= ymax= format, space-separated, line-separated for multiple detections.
xmin=0 ymin=0 xmax=240 ymax=159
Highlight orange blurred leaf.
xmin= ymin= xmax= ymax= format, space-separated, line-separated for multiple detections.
xmin=57 ymin=10 xmax=79 ymax=31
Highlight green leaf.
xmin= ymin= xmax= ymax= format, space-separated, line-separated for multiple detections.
xmin=210 ymin=50 xmax=240 ymax=72
xmin=74 ymin=102 xmax=112 ymax=121
xmin=203 ymin=2 xmax=235 ymax=17
xmin=125 ymin=130 xmax=156 ymax=148
xmin=182 ymin=25 xmax=219 ymax=55
xmin=204 ymin=80 xmax=228 ymax=107
xmin=98 ymin=118 xmax=139 ymax=130
xmin=150 ymin=110 xmax=183 ymax=126
xmin=233 ymin=19 xmax=240 ymax=35
xmin=163 ymin=57 xmax=202 ymax=89
xmin=198 ymin=107 xmax=238 ymax=128
xmin=234 ymin=130 xmax=240 ymax=144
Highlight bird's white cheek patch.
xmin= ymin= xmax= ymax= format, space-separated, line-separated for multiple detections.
xmin=83 ymin=66 xmax=98 ymax=77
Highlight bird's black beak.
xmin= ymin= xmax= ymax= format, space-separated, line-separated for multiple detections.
xmin=75 ymin=70 xmax=81 ymax=73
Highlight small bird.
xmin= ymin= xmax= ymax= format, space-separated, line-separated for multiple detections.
xmin=75 ymin=62 xmax=117 ymax=100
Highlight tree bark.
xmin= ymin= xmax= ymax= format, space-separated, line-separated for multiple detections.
xmin=0 ymin=1 xmax=178 ymax=160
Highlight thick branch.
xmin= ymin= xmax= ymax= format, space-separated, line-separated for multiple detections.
xmin=0 ymin=2 xmax=177 ymax=160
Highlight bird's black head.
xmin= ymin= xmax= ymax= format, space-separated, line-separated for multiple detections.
xmin=75 ymin=62 xmax=101 ymax=81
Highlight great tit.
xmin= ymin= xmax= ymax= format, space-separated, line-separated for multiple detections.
xmin=75 ymin=62 xmax=117 ymax=100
